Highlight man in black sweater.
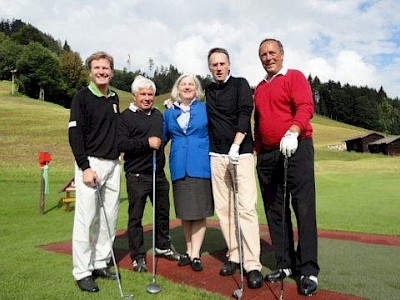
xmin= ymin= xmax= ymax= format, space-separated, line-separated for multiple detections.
xmin=119 ymin=75 xmax=180 ymax=272
xmin=206 ymin=47 xmax=263 ymax=289
xmin=69 ymin=51 xmax=120 ymax=293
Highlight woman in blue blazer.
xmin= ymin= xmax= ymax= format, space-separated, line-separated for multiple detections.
xmin=163 ymin=74 xmax=214 ymax=272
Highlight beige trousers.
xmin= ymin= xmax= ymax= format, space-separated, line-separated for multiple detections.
xmin=210 ymin=155 xmax=262 ymax=272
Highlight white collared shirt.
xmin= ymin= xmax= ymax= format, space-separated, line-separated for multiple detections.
xmin=129 ymin=103 xmax=153 ymax=115
xmin=264 ymin=66 xmax=288 ymax=82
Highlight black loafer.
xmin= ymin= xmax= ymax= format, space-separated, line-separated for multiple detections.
xmin=298 ymin=275 xmax=318 ymax=296
xmin=247 ymin=270 xmax=263 ymax=289
xmin=265 ymin=268 xmax=292 ymax=282
xmin=219 ymin=261 xmax=240 ymax=276
xmin=92 ymin=267 xmax=119 ymax=280
xmin=76 ymin=276 xmax=99 ymax=292
xmin=178 ymin=253 xmax=191 ymax=266
xmin=191 ymin=258 xmax=203 ymax=272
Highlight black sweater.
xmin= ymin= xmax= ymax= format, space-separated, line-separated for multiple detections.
xmin=119 ymin=107 xmax=166 ymax=174
xmin=205 ymin=76 xmax=254 ymax=154
xmin=68 ymin=88 xmax=120 ymax=170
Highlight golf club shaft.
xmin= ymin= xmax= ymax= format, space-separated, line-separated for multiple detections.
xmin=96 ymin=185 xmax=125 ymax=298
xmin=280 ymin=156 xmax=289 ymax=299
xmin=151 ymin=150 xmax=157 ymax=282
xmin=233 ymin=164 xmax=244 ymax=294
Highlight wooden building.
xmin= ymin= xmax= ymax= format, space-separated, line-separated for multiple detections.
xmin=344 ymin=133 xmax=385 ymax=153
xmin=368 ymin=136 xmax=400 ymax=156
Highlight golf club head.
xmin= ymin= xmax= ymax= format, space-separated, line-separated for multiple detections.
xmin=233 ymin=288 xmax=243 ymax=299
xmin=123 ymin=294 xmax=134 ymax=300
xmin=146 ymin=282 xmax=161 ymax=294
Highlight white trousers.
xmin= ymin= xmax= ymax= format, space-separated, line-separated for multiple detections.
xmin=72 ymin=157 xmax=120 ymax=280
xmin=211 ymin=155 xmax=262 ymax=272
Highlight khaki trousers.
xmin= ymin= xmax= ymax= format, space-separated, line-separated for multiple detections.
xmin=211 ymin=155 xmax=262 ymax=272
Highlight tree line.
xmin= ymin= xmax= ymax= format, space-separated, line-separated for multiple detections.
xmin=1 ymin=19 xmax=399 ymax=134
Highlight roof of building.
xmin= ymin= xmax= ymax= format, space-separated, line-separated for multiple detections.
xmin=368 ymin=136 xmax=400 ymax=145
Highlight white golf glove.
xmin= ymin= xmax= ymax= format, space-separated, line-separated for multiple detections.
xmin=228 ymin=143 xmax=240 ymax=164
xmin=280 ymin=130 xmax=299 ymax=158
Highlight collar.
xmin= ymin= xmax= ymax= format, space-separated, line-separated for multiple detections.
xmin=173 ymin=98 xmax=197 ymax=108
xmin=211 ymin=73 xmax=231 ymax=84
xmin=128 ymin=103 xmax=155 ymax=115
xmin=88 ymin=81 xmax=115 ymax=97
xmin=264 ymin=66 xmax=288 ymax=82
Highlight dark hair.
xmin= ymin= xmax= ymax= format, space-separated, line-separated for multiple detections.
xmin=207 ymin=47 xmax=230 ymax=63
xmin=86 ymin=51 xmax=114 ymax=70
xmin=259 ymin=38 xmax=284 ymax=54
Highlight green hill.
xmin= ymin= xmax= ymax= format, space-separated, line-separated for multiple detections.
xmin=0 ymin=79 xmax=397 ymax=176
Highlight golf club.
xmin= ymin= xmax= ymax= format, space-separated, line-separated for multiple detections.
xmin=146 ymin=150 xmax=161 ymax=294
xmin=232 ymin=163 xmax=244 ymax=299
xmin=96 ymin=184 xmax=134 ymax=300
xmin=279 ymin=155 xmax=289 ymax=300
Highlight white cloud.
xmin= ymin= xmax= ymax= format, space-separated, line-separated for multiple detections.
xmin=0 ymin=0 xmax=399 ymax=98
xmin=334 ymin=51 xmax=376 ymax=87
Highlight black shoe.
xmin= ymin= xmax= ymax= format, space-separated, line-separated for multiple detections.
xmin=92 ymin=267 xmax=119 ymax=280
xmin=191 ymin=258 xmax=203 ymax=272
xmin=155 ymin=246 xmax=181 ymax=261
xmin=247 ymin=270 xmax=263 ymax=289
xmin=298 ymin=275 xmax=318 ymax=296
xmin=76 ymin=276 xmax=99 ymax=293
xmin=178 ymin=253 xmax=191 ymax=266
xmin=132 ymin=257 xmax=148 ymax=272
xmin=219 ymin=261 xmax=240 ymax=276
xmin=265 ymin=268 xmax=292 ymax=282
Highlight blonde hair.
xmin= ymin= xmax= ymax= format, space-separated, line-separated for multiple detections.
xmin=86 ymin=51 xmax=114 ymax=70
xmin=170 ymin=74 xmax=204 ymax=101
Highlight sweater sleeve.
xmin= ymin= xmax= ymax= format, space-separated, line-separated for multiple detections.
xmin=290 ymin=70 xmax=314 ymax=131
xmin=236 ymin=78 xmax=254 ymax=134
xmin=68 ymin=91 xmax=90 ymax=171
xmin=118 ymin=111 xmax=150 ymax=153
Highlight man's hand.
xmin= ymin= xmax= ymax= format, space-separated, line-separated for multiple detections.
xmin=163 ymin=98 xmax=173 ymax=109
xmin=228 ymin=143 xmax=240 ymax=164
xmin=148 ymin=136 xmax=161 ymax=149
xmin=280 ymin=130 xmax=299 ymax=157
xmin=83 ymin=168 xmax=100 ymax=188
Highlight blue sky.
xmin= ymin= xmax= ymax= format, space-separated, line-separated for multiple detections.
xmin=1 ymin=0 xmax=399 ymax=98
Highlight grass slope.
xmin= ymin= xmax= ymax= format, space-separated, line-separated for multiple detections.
xmin=0 ymin=80 xmax=399 ymax=299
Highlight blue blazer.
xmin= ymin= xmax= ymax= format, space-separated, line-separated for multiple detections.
xmin=163 ymin=100 xmax=211 ymax=181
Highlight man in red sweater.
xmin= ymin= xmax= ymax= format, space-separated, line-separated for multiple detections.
xmin=254 ymin=39 xmax=319 ymax=296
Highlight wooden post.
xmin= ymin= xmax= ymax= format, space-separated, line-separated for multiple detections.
xmin=11 ymin=69 xmax=17 ymax=95
xmin=39 ymin=167 xmax=45 ymax=215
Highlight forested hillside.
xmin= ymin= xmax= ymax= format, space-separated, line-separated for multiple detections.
xmin=1 ymin=18 xmax=399 ymax=134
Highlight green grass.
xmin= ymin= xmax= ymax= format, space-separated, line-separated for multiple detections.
xmin=0 ymin=79 xmax=399 ymax=299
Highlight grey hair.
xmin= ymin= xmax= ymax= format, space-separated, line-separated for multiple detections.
xmin=259 ymin=38 xmax=284 ymax=54
xmin=171 ymin=74 xmax=204 ymax=101
xmin=207 ymin=47 xmax=230 ymax=63
xmin=131 ymin=75 xmax=156 ymax=94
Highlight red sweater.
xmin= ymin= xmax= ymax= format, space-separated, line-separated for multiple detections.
xmin=254 ymin=69 xmax=314 ymax=152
